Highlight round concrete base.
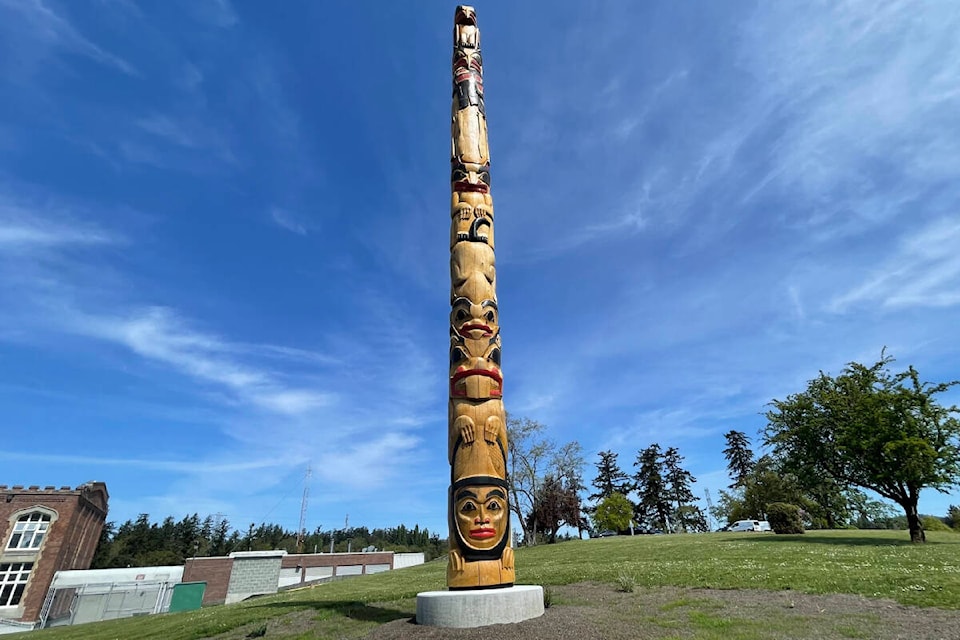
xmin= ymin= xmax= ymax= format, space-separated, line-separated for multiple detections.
xmin=416 ymin=585 xmax=544 ymax=628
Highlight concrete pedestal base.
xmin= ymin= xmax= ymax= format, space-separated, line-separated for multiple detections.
xmin=416 ymin=585 xmax=544 ymax=628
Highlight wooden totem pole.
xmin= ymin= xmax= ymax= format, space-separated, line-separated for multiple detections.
xmin=447 ymin=5 xmax=513 ymax=590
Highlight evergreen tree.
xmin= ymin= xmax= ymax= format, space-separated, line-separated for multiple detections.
xmin=662 ymin=447 xmax=704 ymax=532
xmin=589 ymin=450 xmax=632 ymax=505
xmin=634 ymin=444 xmax=671 ymax=531
xmin=722 ymin=430 xmax=754 ymax=489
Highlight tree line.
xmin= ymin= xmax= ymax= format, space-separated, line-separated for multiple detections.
xmin=506 ymin=417 xmax=708 ymax=540
xmin=510 ymin=353 xmax=960 ymax=545
xmin=91 ymin=514 xmax=447 ymax=569
xmin=92 ymin=353 xmax=959 ymax=568
xmin=587 ymin=445 xmax=707 ymax=534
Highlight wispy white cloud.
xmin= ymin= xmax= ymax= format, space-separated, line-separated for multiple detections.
xmin=0 ymin=213 xmax=115 ymax=249
xmin=0 ymin=185 xmax=125 ymax=254
xmin=316 ymin=432 xmax=423 ymax=490
xmin=0 ymin=450 xmax=288 ymax=474
xmin=270 ymin=208 xmax=309 ymax=236
xmin=0 ymin=0 xmax=137 ymax=75
xmin=739 ymin=1 xmax=960 ymax=230
xmin=68 ymin=306 xmax=334 ymax=416
xmin=129 ymin=113 xmax=238 ymax=167
xmin=830 ymin=218 xmax=960 ymax=312
xmin=188 ymin=0 xmax=239 ymax=30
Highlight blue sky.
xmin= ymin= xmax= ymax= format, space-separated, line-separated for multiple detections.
xmin=2 ymin=0 xmax=960 ymax=536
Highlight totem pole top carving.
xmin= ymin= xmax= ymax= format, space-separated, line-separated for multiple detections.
xmin=447 ymin=5 xmax=514 ymax=591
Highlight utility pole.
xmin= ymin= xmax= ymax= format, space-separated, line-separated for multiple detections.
xmin=705 ymin=489 xmax=715 ymax=531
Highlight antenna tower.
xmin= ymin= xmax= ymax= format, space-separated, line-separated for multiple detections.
xmin=296 ymin=465 xmax=311 ymax=553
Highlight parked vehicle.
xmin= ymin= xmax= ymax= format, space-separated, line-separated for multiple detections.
xmin=725 ymin=520 xmax=762 ymax=532
xmin=596 ymin=530 xmax=619 ymax=537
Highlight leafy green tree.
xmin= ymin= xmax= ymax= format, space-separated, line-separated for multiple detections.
xmin=765 ymin=355 xmax=960 ymax=543
xmin=767 ymin=503 xmax=805 ymax=534
xmin=711 ymin=456 xmax=812 ymax=526
xmin=722 ymin=430 xmax=754 ymax=489
xmin=675 ymin=505 xmax=709 ymax=532
xmin=847 ymin=492 xmax=897 ymax=529
xmin=593 ymin=493 xmax=633 ymax=533
xmin=589 ymin=451 xmax=632 ymax=506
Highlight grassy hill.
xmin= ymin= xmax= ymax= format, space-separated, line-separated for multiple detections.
xmin=30 ymin=530 xmax=960 ymax=639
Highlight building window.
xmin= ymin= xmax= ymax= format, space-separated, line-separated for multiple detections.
xmin=0 ymin=563 xmax=32 ymax=607
xmin=6 ymin=513 xmax=51 ymax=550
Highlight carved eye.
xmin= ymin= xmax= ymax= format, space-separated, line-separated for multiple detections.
xmin=489 ymin=348 xmax=501 ymax=366
xmin=484 ymin=310 xmax=496 ymax=323
xmin=460 ymin=501 xmax=477 ymax=514
xmin=486 ymin=500 xmax=501 ymax=512
xmin=451 ymin=347 xmax=467 ymax=366
xmin=456 ymin=309 xmax=468 ymax=322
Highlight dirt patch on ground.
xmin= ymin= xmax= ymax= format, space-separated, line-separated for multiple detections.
xmin=365 ymin=583 xmax=959 ymax=640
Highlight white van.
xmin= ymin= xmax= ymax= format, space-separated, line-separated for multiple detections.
xmin=727 ymin=520 xmax=761 ymax=532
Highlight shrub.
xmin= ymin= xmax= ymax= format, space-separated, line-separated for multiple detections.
xmin=767 ymin=503 xmax=805 ymax=534
xmin=921 ymin=516 xmax=952 ymax=532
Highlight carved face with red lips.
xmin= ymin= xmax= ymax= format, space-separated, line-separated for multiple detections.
xmin=450 ymin=344 xmax=501 ymax=399
xmin=451 ymin=296 xmax=498 ymax=338
xmin=455 ymin=485 xmax=507 ymax=551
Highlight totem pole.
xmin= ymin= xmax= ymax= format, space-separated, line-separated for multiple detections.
xmin=447 ymin=5 xmax=513 ymax=590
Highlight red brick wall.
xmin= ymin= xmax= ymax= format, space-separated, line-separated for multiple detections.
xmin=183 ymin=557 xmax=234 ymax=605
xmin=0 ymin=483 xmax=108 ymax=623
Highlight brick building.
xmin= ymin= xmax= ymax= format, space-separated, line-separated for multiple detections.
xmin=0 ymin=482 xmax=108 ymax=628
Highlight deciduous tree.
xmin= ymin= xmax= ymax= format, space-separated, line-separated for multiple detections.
xmin=593 ymin=493 xmax=633 ymax=533
xmin=765 ymin=354 xmax=960 ymax=543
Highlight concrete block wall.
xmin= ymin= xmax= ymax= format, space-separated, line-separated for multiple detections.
xmin=224 ymin=551 xmax=285 ymax=604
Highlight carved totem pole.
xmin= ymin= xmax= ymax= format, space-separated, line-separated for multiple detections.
xmin=447 ymin=5 xmax=513 ymax=590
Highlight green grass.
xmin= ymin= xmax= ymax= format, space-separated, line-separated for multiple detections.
xmin=30 ymin=529 xmax=960 ymax=639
